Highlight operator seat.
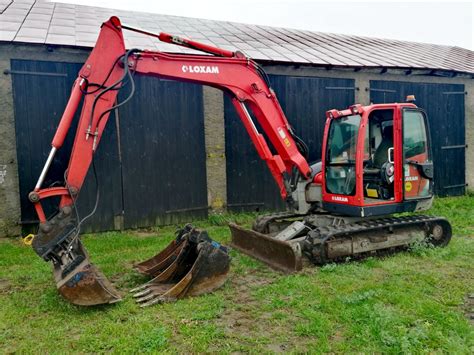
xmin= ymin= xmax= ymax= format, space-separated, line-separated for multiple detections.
xmin=373 ymin=125 xmax=393 ymax=168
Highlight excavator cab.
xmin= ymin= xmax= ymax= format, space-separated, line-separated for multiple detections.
xmin=322 ymin=102 xmax=434 ymax=217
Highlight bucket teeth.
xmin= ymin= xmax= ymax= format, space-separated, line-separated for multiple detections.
xmin=131 ymin=226 xmax=230 ymax=307
xmin=131 ymin=287 xmax=152 ymax=298
xmin=135 ymin=292 xmax=155 ymax=303
xmin=129 ymin=284 xmax=148 ymax=293
xmin=39 ymin=222 xmax=228 ymax=307
xmin=139 ymin=296 xmax=169 ymax=308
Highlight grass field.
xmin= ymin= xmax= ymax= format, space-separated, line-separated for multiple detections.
xmin=1 ymin=195 xmax=473 ymax=353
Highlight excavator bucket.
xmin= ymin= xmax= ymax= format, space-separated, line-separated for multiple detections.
xmin=31 ymin=210 xmax=122 ymax=306
xmin=131 ymin=226 xmax=230 ymax=307
xmin=229 ymin=223 xmax=303 ymax=273
xmin=51 ymin=240 xmax=122 ymax=306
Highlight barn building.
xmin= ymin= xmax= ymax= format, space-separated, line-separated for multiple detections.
xmin=1 ymin=0 xmax=473 ymax=237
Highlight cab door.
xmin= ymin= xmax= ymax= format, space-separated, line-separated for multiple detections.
xmin=402 ymin=108 xmax=433 ymax=199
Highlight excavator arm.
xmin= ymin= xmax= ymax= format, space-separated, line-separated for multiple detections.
xmin=31 ymin=16 xmax=311 ymax=219
xmin=28 ymin=17 xmax=312 ymax=306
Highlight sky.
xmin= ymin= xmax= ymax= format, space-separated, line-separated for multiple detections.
xmin=56 ymin=0 xmax=473 ymax=50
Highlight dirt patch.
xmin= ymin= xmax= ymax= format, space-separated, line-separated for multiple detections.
xmin=463 ymin=293 xmax=474 ymax=325
xmin=109 ymin=271 xmax=148 ymax=292
xmin=214 ymin=271 xmax=311 ymax=351
xmin=0 ymin=278 xmax=12 ymax=294
xmin=223 ymin=270 xmax=276 ymax=306
xmin=130 ymin=229 xmax=159 ymax=238
xmin=218 ymin=271 xmax=275 ymax=331
xmin=266 ymin=343 xmax=289 ymax=352
xmin=329 ymin=329 xmax=346 ymax=344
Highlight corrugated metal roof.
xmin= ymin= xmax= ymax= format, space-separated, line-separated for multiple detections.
xmin=1 ymin=0 xmax=473 ymax=74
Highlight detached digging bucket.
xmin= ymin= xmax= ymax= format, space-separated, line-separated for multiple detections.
xmin=131 ymin=226 xmax=230 ymax=307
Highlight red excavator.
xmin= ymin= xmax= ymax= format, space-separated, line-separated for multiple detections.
xmin=27 ymin=17 xmax=451 ymax=307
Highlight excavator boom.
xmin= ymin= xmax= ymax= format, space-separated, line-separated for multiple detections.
xmin=29 ymin=17 xmax=311 ymax=306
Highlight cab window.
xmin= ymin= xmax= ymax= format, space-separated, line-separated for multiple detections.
xmin=404 ymin=111 xmax=429 ymax=159
xmin=403 ymin=110 xmax=432 ymax=199
xmin=325 ymin=114 xmax=360 ymax=196
xmin=362 ymin=109 xmax=395 ymax=201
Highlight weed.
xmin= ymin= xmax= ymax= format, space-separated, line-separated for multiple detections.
xmin=408 ymin=238 xmax=435 ymax=256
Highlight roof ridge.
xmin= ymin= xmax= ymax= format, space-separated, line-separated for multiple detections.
xmin=1 ymin=0 xmax=471 ymax=74
xmin=53 ymin=0 xmax=472 ymax=53
xmin=256 ymin=21 xmax=471 ymax=54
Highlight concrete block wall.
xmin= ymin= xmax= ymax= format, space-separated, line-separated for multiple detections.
xmin=1 ymin=43 xmax=472 ymax=237
xmin=203 ymin=86 xmax=226 ymax=210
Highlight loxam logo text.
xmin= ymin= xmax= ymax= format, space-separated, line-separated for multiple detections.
xmin=182 ymin=65 xmax=219 ymax=74
xmin=331 ymin=196 xmax=349 ymax=202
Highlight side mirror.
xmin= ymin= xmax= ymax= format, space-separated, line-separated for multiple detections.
xmin=388 ymin=147 xmax=394 ymax=164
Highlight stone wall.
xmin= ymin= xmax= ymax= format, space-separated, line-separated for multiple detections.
xmin=203 ymin=86 xmax=226 ymax=210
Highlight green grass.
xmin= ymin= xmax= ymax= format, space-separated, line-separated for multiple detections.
xmin=1 ymin=195 xmax=473 ymax=353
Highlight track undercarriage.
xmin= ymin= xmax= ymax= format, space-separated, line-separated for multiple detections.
xmin=230 ymin=212 xmax=452 ymax=272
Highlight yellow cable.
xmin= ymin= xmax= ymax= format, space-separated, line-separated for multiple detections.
xmin=22 ymin=234 xmax=35 ymax=246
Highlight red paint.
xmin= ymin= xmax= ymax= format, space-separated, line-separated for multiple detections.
xmin=51 ymin=78 xmax=84 ymax=148
xmin=313 ymin=172 xmax=323 ymax=184
xmin=322 ymin=103 xmax=418 ymax=209
xmin=158 ymin=32 xmax=235 ymax=58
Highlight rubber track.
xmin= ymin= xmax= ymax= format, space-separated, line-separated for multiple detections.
xmin=303 ymin=214 xmax=451 ymax=264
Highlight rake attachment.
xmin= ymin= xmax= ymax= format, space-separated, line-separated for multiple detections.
xmin=131 ymin=226 xmax=230 ymax=307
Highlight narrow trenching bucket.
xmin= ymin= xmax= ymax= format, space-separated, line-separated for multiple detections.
xmin=131 ymin=227 xmax=230 ymax=307
xmin=52 ymin=241 xmax=122 ymax=306
xmin=229 ymin=223 xmax=303 ymax=273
